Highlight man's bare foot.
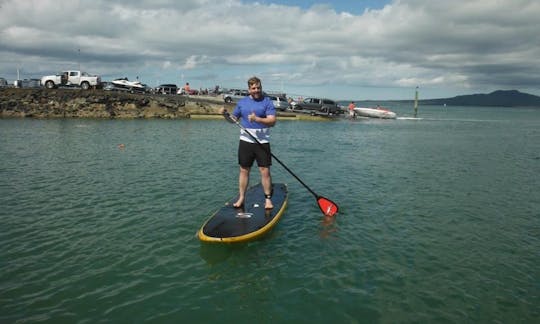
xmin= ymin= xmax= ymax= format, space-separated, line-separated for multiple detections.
xmin=265 ymin=198 xmax=273 ymax=210
xmin=233 ymin=197 xmax=244 ymax=208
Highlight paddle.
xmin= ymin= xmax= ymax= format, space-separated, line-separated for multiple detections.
xmin=223 ymin=110 xmax=339 ymax=217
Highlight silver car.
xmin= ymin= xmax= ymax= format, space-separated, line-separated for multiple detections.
xmin=267 ymin=95 xmax=289 ymax=111
xmin=223 ymin=89 xmax=249 ymax=103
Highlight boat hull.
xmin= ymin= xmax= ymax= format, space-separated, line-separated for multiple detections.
xmin=354 ymin=107 xmax=397 ymax=119
xmin=111 ymin=79 xmax=146 ymax=93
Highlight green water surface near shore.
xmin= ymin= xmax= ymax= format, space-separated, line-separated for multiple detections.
xmin=1 ymin=105 xmax=539 ymax=322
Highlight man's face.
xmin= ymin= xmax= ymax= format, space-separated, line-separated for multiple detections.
xmin=248 ymin=82 xmax=262 ymax=99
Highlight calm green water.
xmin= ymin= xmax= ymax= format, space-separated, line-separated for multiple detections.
xmin=1 ymin=105 xmax=539 ymax=323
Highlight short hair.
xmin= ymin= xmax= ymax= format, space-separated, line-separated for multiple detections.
xmin=247 ymin=76 xmax=261 ymax=88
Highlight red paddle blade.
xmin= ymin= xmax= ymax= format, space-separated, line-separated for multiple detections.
xmin=317 ymin=196 xmax=339 ymax=217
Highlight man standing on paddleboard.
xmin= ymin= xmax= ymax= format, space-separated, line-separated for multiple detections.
xmin=230 ymin=76 xmax=277 ymax=209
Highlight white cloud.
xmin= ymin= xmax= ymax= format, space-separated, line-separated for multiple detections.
xmin=0 ymin=0 xmax=539 ymax=99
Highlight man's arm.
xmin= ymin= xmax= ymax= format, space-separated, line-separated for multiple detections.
xmin=249 ymin=112 xmax=276 ymax=126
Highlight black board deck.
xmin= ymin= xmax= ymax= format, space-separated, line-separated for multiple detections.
xmin=198 ymin=183 xmax=288 ymax=243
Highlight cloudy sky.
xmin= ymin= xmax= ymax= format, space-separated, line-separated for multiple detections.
xmin=1 ymin=0 xmax=539 ymax=100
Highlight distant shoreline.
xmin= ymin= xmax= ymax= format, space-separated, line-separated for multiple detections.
xmin=348 ymin=89 xmax=540 ymax=107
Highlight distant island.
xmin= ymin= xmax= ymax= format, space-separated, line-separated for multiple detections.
xmin=418 ymin=90 xmax=540 ymax=107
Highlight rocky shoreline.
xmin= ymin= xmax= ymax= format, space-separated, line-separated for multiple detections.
xmin=0 ymin=88 xmax=225 ymax=119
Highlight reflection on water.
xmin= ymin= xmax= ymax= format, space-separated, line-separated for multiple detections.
xmin=319 ymin=215 xmax=338 ymax=239
xmin=199 ymin=243 xmax=235 ymax=265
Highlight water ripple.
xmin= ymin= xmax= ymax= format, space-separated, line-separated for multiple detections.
xmin=1 ymin=115 xmax=539 ymax=322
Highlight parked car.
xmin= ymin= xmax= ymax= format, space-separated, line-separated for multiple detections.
xmin=0 ymin=77 xmax=8 ymax=87
xmin=293 ymin=97 xmax=342 ymax=115
xmin=267 ymin=95 xmax=289 ymax=111
xmin=14 ymin=79 xmax=41 ymax=88
xmin=155 ymin=84 xmax=178 ymax=95
xmin=223 ymin=89 xmax=249 ymax=103
xmin=41 ymin=70 xmax=101 ymax=90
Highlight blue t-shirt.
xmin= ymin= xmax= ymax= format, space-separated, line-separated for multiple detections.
xmin=232 ymin=96 xmax=276 ymax=143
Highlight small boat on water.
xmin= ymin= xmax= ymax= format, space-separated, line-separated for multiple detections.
xmin=354 ymin=106 xmax=397 ymax=119
xmin=111 ymin=78 xmax=146 ymax=93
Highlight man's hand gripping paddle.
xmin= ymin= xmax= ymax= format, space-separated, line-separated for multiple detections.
xmin=223 ymin=110 xmax=339 ymax=217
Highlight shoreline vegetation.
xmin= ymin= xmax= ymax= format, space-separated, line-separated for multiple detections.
xmin=0 ymin=88 xmax=333 ymax=121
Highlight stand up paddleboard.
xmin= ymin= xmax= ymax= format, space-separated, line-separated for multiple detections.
xmin=198 ymin=183 xmax=288 ymax=243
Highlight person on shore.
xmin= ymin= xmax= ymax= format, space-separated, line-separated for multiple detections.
xmin=348 ymin=101 xmax=356 ymax=119
xmin=229 ymin=76 xmax=277 ymax=209
xmin=184 ymin=82 xmax=190 ymax=95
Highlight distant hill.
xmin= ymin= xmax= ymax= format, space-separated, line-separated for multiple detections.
xmin=421 ymin=90 xmax=540 ymax=107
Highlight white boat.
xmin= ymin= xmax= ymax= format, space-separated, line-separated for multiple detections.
xmin=111 ymin=78 xmax=146 ymax=93
xmin=354 ymin=106 xmax=397 ymax=119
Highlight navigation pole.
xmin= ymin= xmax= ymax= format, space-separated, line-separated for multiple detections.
xmin=414 ymin=86 xmax=419 ymax=118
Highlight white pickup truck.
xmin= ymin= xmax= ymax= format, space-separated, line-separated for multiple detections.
xmin=41 ymin=70 xmax=101 ymax=90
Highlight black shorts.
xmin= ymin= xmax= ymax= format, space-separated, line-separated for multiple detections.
xmin=238 ymin=140 xmax=272 ymax=168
